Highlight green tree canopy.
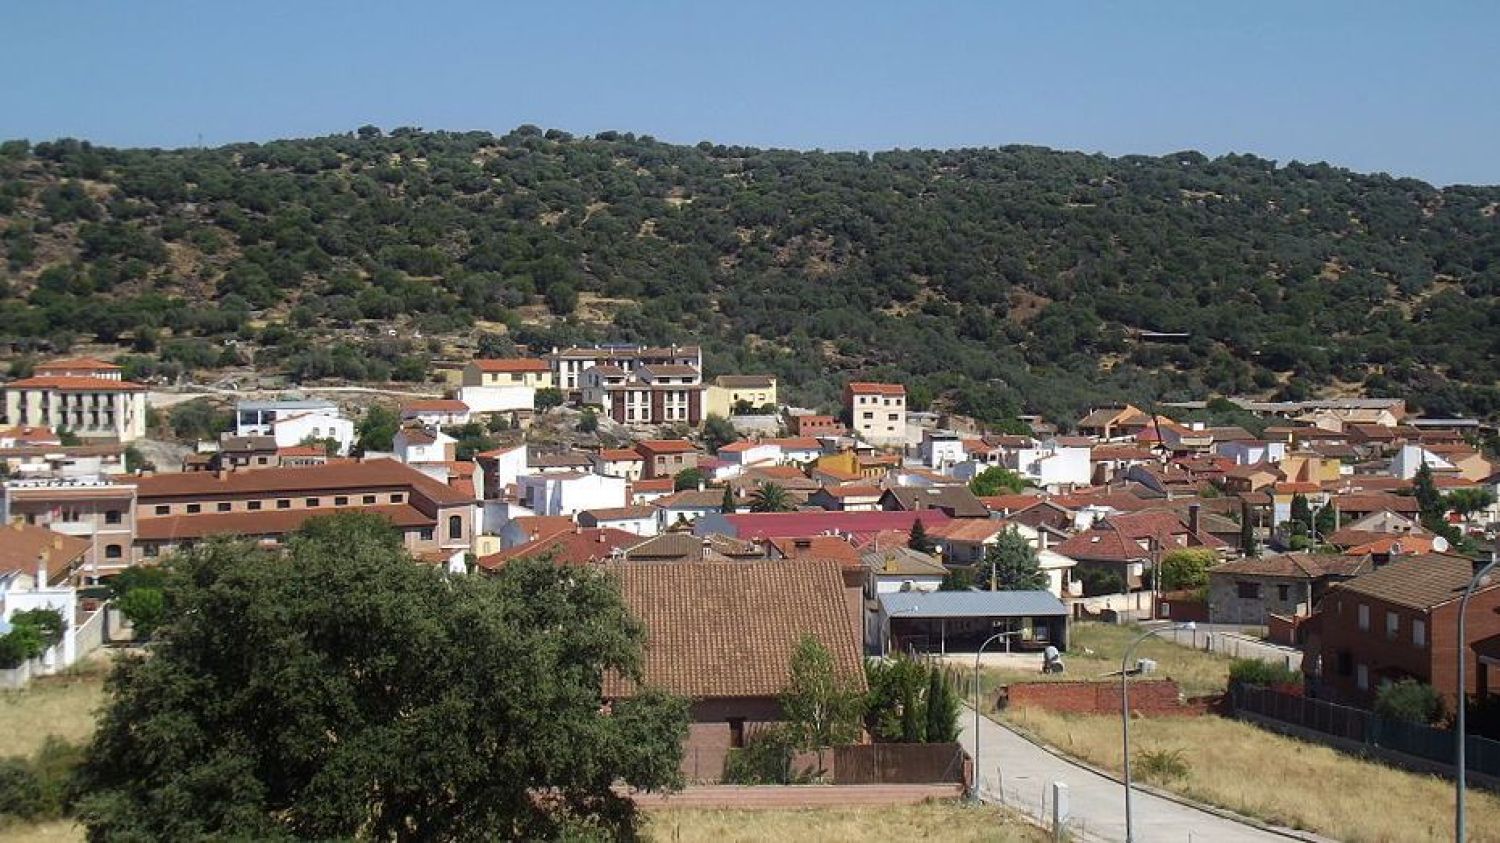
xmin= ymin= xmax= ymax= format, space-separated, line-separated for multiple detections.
xmin=1158 ymin=548 xmax=1217 ymax=591
xmin=673 ymin=467 xmax=705 ymax=492
xmin=701 ymin=414 xmax=738 ymax=452
xmin=780 ymin=635 xmax=864 ymax=750
xmin=354 ymin=404 xmax=399 ymax=453
xmin=982 ymin=528 xmax=1047 ymax=590
xmin=749 ymin=481 xmax=794 ymax=513
xmin=75 ymin=514 xmax=688 ymax=841
xmin=968 ymin=467 xmax=1026 ymax=497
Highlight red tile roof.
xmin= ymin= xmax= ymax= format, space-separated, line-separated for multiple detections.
xmin=508 ymin=515 xmax=575 ymax=544
xmin=469 ymin=357 xmax=549 ymax=373
xmin=635 ymin=439 xmax=699 ymax=456
xmin=136 ymin=504 xmax=433 ymax=541
xmin=978 ymin=493 xmax=1045 ymax=513
xmin=766 ymin=535 xmax=863 ymax=569
xmin=1055 ymin=511 xmax=1225 ymax=562
xmin=34 ymin=357 xmax=121 ymax=372
xmin=275 ymin=445 xmax=327 ymax=458
xmin=716 ymin=509 xmax=951 ymax=540
xmin=846 ymin=382 xmax=905 ymax=396
xmin=597 ymin=448 xmax=645 ymax=461
xmin=4 ymin=375 xmax=146 ymax=392
xmin=478 ymin=528 xmax=639 ymax=569
xmin=0 ymin=523 xmax=89 ymax=582
xmin=631 ymin=477 xmax=676 ymax=494
xmin=135 ymin=459 xmax=472 ymax=506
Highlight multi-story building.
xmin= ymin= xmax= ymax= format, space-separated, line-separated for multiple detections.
xmin=844 ymin=382 xmax=906 ymax=447
xmin=235 ymin=399 xmax=354 ymax=454
xmin=788 ymin=414 xmax=844 ymax=437
xmin=548 ymin=344 xmax=702 ymax=394
xmin=582 ymin=365 xmax=704 ymax=426
xmin=1 ymin=358 xmax=149 ymax=443
xmin=1303 ymin=553 xmax=1500 ymax=709
xmin=704 ymin=375 xmax=778 ymax=418
xmin=635 ymin=440 xmax=702 ymax=479
xmin=132 ymin=460 xmax=474 ymax=564
xmin=0 ymin=477 xmax=139 ymax=581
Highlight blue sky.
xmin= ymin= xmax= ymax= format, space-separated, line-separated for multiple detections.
xmin=2 ymin=1 xmax=1496 ymax=185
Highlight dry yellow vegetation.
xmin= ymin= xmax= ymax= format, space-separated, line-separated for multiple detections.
xmin=1003 ymin=707 xmax=1500 ymax=843
xmin=0 ymin=667 xmax=106 ymax=758
xmin=0 ymin=820 xmax=82 ymax=843
xmin=979 ymin=622 xmax=1235 ymax=697
xmin=644 ymin=802 xmax=1044 ymax=842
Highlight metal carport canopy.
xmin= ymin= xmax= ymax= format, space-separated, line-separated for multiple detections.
xmin=879 ymin=590 xmax=1068 ymax=618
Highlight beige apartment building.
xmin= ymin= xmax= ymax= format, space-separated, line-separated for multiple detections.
xmin=844 ymin=382 xmax=906 ymax=447
xmin=461 ymin=358 xmax=554 ymax=389
xmin=0 ymin=477 xmax=139 ymax=582
xmin=704 ymin=375 xmax=778 ymax=418
xmin=1 ymin=358 xmax=149 ymax=443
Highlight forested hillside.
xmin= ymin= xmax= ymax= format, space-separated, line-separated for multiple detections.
xmin=1 ymin=126 xmax=1498 ymax=424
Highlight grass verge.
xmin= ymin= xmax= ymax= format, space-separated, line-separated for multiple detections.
xmin=644 ymin=801 xmax=1046 ymax=842
xmin=1001 ymin=706 xmax=1500 ymax=843
xmin=0 ymin=663 xmax=107 ymax=758
xmin=974 ymin=623 xmax=1234 ymax=698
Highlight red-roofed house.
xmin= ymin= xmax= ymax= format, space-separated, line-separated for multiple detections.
xmin=1055 ymin=510 xmax=1226 ymax=593
xmin=844 ymin=382 xmax=906 ymax=447
xmin=590 ymin=448 xmax=646 ymax=481
xmin=476 ymin=527 xmax=639 ymax=570
xmin=807 ymin=484 xmax=884 ymax=512
xmin=3 ymin=362 xmax=149 ymax=442
xmin=462 ymin=358 xmax=553 ymax=389
xmin=635 ymin=440 xmax=702 ymax=479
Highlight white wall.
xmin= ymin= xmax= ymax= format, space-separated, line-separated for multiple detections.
xmin=271 ymin=413 xmax=355 ymax=455
xmin=516 ymin=473 xmax=627 ymax=517
xmin=457 ymin=385 xmax=535 ymax=414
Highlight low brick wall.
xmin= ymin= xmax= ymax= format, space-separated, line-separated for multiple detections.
xmin=1003 ymin=679 xmax=1207 ymax=716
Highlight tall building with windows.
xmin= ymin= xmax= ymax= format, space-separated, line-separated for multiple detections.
xmin=844 ymin=382 xmax=906 ymax=447
xmin=1 ymin=358 xmax=148 ymax=443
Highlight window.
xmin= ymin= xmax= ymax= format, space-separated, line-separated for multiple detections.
xmin=419 ymin=528 xmax=434 ymax=541
xmin=1236 ymin=581 xmax=1261 ymax=599
xmin=143 ymin=545 xmax=159 ymax=558
xmin=216 ymin=502 xmax=231 ymax=512
xmin=1356 ymin=664 xmax=1369 ymax=691
xmin=448 ymin=515 xmax=463 ymax=540
xmin=257 ymin=456 xmax=269 ymax=465
xmin=1277 ymin=584 xmax=1291 ymax=602
xmin=1386 ymin=611 xmax=1399 ymax=640
xmin=335 ymin=496 xmax=348 ymax=506
xmin=248 ymin=501 xmax=262 ymax=511
xmin=363 ymin=495 xmax=376 ymax=505
xmin=154 ymin=505 xmax=170 ymax=516
xmin=1358 ymin=604 xmax=1370 ymax=632
xmin=105 ymin=510 xmax=121 ymax=525
xmin=277 ymin=499 xmax=291 ymax=510
xmin=104 ymin=544 xmax=122 ymax=560
xmin=728 ymin=717 xmax=746 ymax=749
xmin=186 ymin=504 xmax=201 ymax=514
xmin=390 ymin=493 xmax=404 ymax=504
xmin=306 ymin=498 xmax=320 ymax=508
xmin=1413 ymin=619 xmax=1426 ymax=647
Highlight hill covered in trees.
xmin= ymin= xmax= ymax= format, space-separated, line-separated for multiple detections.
xmin=1 ymin=126 xmax=1497 ymax=424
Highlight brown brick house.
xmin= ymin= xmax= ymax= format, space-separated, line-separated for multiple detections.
xmin=603 ymin=559 xmax=865 ymax=781
xmin=1207 ymin=552 xmax=1371 ymax=625
xmin=1302 ymin=553 xmax=1500 ymax=709
xmin=634 ymin=439 xmax=701 ymax=479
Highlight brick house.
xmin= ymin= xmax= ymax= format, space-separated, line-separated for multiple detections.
xmin=634 ymin=439 xmax=701 ymax=479
xmin=603 ymin=559 xmax=865 ymax=781
xmin=1207 ymin=552 xmax=1371 ymax=625
xmin=1302 ymin=553 xmax=1500 ymax=709
xmin=1054 ymin=510 xmax=1225 ymax=593
xmin=789 ymin=414 xmax=843 ymax=437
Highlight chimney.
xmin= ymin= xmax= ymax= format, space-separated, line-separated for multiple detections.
xmin=35 ymin=551 xmax=47 ymax=590
xmin=1188 ymin=503 xmax=1201 ymax=537
xmin=597 ymin=532 xmax=606 ymax=544
xmin=700 ymin=538 xmax=711 ymax=562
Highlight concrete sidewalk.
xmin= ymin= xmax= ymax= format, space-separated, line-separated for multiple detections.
xmin=959 ymin=706 xmax=1321 ymax=842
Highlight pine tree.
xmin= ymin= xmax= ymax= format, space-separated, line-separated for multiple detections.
xmin=1289 ymin=493 xmax=1313 ymax=536
xmin=721 ymin=484 xmax=736 ymax=514
xmin=924 ymin=665 xmax=960 ymax=742
xmin=1414 ymin=461 xmax=1443 ymax=527
xmin=900 ymin=680 xmax=925 ymax=743
xmin=984 ymin=528 xmax=1048 ymax=590
xmin=908 ymin=518 xmax=936 ymax=553
xmin=1240 ymin=499 xmax=1258 ymax=557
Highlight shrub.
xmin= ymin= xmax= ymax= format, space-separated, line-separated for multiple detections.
xmin=0 ymin=759 xmax=46 ymax=819
xmin=1079 ymin=567 xmax=1125 ymax=597
xmin=1228 ymin=659 xmax=1300 ymax=688
xmin=722 ymin=727 xmax=805 ymax=784
xmin=1375 ymin=679 xmax=1442 ymax=725
xmin=1159 ymin=549 xmax=1216 ymax=591
xmin=1135 ymin=747 xmax=1190 ymax=784
xmin=0 ymin=737 xmax=83 ymax=820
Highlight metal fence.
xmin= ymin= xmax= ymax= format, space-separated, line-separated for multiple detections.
xmin=1233 ymin=685 xmax=1500 ymax=777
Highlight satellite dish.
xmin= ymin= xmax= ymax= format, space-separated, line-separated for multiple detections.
xmin=1433 ymin=536 xmax=1450 ymax=553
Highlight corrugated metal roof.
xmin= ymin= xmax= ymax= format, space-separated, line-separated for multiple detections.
xmin=879 ymin=590 xmax=1067 ymax=618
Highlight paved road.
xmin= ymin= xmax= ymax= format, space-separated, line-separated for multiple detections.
xmin=960 ymin=706 xmax=1316 ymax=842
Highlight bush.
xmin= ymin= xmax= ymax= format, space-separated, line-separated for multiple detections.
xmin=1079 ymin=567 xmax=1125 ymax=597
xmin=1375 ymin=679 xmax=1442 ymax=725
xmin=0 ymin=737 xmax=83 ymax=820
xmin=722 ymin=727 xmax=807 ymax=784
xmin=1135 ymin=747 xmax=1190 ymax=784
xmin=1159 ymin=549 xmax=1216 ymax=591
xmin=1228 ymin=659 xmax=1300 ymax=688
xmin=0 ymin=759 xmax=46 ymax=819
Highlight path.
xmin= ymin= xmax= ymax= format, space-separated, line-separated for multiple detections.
xmin=960 ymin=705 xmax=1317 ymax=842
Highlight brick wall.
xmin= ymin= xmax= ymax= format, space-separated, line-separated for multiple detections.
xmin=1003 ymin=679 xmax=1203 ymax=716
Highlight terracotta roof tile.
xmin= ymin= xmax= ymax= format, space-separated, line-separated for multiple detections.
xmin=479 ymin=528 xmax=640 ymax=569
xmin=1211 ymin=552 xmax=1370 ymax=580
xmin=846 ymin=382 xmax=905 ymax=396
xmin=1333 ymin=553 xmax=1494 ymax=610
xmin=135 ymin=460 xmax=471 ymax=506
xmin=603 ymin=560 xmax=864 ymax=698
xmin=0 ymin=523 xmax=90 ymax=582
xmin=4 ymin=375 xmax=146 ymax=392
xmin=136 ymin=504 xmax=433 ymax=541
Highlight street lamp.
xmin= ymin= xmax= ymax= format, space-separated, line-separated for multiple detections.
xmin=1121 ymin=622 xmax=1196 ymax=843
xmin=971 ymin=629 xmax=1021 ymax=803
xmin=1455 ymin=550 xmax=1498 ymax=843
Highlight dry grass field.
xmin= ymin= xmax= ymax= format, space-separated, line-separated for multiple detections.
xmin=644 ymin=802 xmax=1045 ymax=842
xmin=0 ymin=665 xmax=106 ymax=758
xmin=0 ymin=820 xmax=82 ymax=843
xmin=1003 ymin=707 xmax=1500 ymax=843
xmin=975 ymin=623 xmax=1235 ymax=698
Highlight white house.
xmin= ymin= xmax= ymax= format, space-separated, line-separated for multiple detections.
xmin=861 ymin=547 xmax=947 ymax=594
xmin=590 ymin=448 xmax=646 ymax=481
xmin=1215 ymin=439 xmax=1287 ymax=466
xmin=717 ymin=440 xmax=781 ymax=468
xmin=269 ymin=411 xmax=355 ymax=456
xmin=400 ymin=399 xmax=472 ymax=427
xmin=1 ymin=359 xmax=149 ymax=443
xmin=920 ymin=430 xmax=966 ymax=470
xmin=1004 ymin=438 xmax=1091 ymax=491
xmin=515 ymin=472 xmax=627 ymax=518
xmin=1391 ymin=444 xmax=1458 ymax=480
xmin=393 ymin=428 xmax=455 ymax=465
xmin=651 ymin=489 xmax=725 ymax=530
xmin=456 ymin=385 xmax=535 ymax=414
xmin=767 ymin=436 xmax=822 ymax=465
xmin=577 ymin=505 xmax=659 ymax=537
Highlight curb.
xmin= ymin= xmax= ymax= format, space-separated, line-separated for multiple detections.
xmin=977 ymin=706 xmax=1336 ymax=843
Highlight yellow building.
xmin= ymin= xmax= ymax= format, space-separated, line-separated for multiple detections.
xmin=461 ymin=358 xmax=554 ymax=389
xmin=1281 ymin=452 xmax=1342 ymax=485
xmin=703 ymin=375 xmax=778 ymax=418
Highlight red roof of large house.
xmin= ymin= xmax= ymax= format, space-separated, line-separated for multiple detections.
xmin=469 ymin=357 xmax=550 ymax=373
xmin=136 ymin=504 xmax=434 ymax=542
xmin=635 ymin=439 xmax=699 ymax=456
xmin=135 ymin=459 xmax=471 ymax=506
xmin=1055 ymin=511 xmax=1226 ymax=562
xmin=4 ymin=375 xmax=146 ymax=392
xmin=715 ymin=509 xmax=951 ymax=541
xmin=846 ymin=382 xmax=905 ymax=396
xmin=34 ymin=357 xmax=121 ymax=372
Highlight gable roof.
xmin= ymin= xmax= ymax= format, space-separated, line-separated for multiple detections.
xmin=880 ymin=485 xmax=989 ymax=518
xmin=1332 ymin=553 xmax=1494 ymax=611
xmin=0 ymin=522 xmax=90 ymax=582
xmin=603 ymin=560 xmax=864 ymax=699
xmin=846 ymin=381 xmax=905 ymax=396
xmin=135 ymin=459 xmax=471 ymax=506
xmin=861 ymin=546 xmax=949 ymax=577
xmin=507 ymin=515 xmax=575 ymax=543
xmin=34 ymin=357 xmax=121 ymax=372
xmin=766 ymin=535 xmax=863 ymax=569
xmin=4 ymin=375 xmax=146 ymax=392
xmin=136 ymin=504 xmax=433 ymax=542
xmin=478 ymin=527 xmax=640 ymax=569
xmin=635 ymin=439 xmax=700 ymax=456
xmin=1055 ymin=511 xmax=1225 ymax=562
xmin=469 ymin=357 xmax=550 ymax=373
xmin=1210 ymin=552 xmax=1370 ymax=580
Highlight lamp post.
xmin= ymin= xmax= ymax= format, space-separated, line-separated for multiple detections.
xmin=1456 ymin=550 xmax=1498 ymax=843
xmin=971 ymin=629 xmax=1020 ymax=803
xmin=1122 ymin=622 xmax=1195 ymax=843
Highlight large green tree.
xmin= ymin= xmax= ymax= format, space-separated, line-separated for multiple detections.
xmin=968 ymin=467 xmax=1027 ymax=497
xmin=749 ymin=482 xmax=794 ymax=513
xmin=982 ymin=528 xmax=1048 ymax=590
xmin=354 ymin=404 xmax=399 ymax=453
xmin=75 ymin=514 xmax=688 ymax=841
xmin=780 ymin=635 xmax=864 ymax=750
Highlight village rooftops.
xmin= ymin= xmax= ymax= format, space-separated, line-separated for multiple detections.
xmin=602 ymin=559 xmax=864 ymax=699
xmin=468 ymin=357 xmax=549 ymax=373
